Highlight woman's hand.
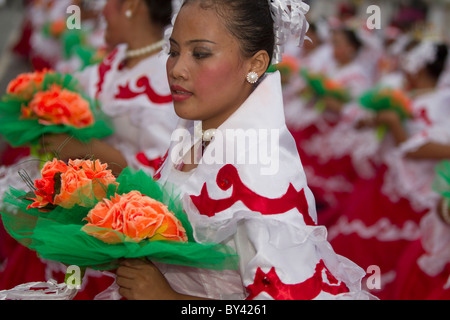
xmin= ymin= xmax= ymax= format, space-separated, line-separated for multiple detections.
xmin=39 ymin=134 xmax=91 ymax=161
xmin=355 ymin=116 xmax=376 ymax=129
xmin=374 ymin=110 xmax=408 ymax=145
xmin=39 ymin=134 xmax=128 ymax=176
xmin=324 ymin=96 xmax=344 ymax=114
xmin=374 ymin=110 xmax=401 ymax=127
xmin=116 ymin=259 xmax=181 ymax=300
xmin=437 ymin=197 xmax=450 ymax=226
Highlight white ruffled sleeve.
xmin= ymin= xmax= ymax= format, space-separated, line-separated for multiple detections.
xmin=238 ymin=216 xmax=372 ymax=300
xmin=399 ymin=90 xmax=450 ymax=154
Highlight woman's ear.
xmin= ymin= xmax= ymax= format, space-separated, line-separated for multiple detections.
xmin=249 ymin=50 xmax=271 ymax=78
xmin=123 ymin=0 xmax=140 ymax=17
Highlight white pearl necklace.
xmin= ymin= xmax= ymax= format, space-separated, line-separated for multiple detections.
xmin=194 ymin=125 xmax=217 ymax=142
xmin=125 ymin=40 xmax=165 ymax=59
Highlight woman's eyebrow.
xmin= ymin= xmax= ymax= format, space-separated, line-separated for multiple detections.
xmin=169 ymin=38 xmax=216 ymax=45
xmin=187 ymin=39 xmax=217 ymax=45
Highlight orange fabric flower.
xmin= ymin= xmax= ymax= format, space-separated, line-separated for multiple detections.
xmin=22 ymin=85 xmax=94 ymax=128
xmin=390 ymin=89 xmax=412 ymax=113
xmin=54 ymin=167 xmax=94 ymax=208
xmin=83 ymin=191 xmax=188 ymax=244
xmin=68 ymin=159 xmax=118 ymax=198
xmin=378 ymin=88 xmax=413 ymax=118
xmin=28 ymin=158 xmax=69 ymax=210
xmin=50 ymin=19 xmax=66 ymax=37
xmin=7 ymin=70 xmax=51 ymax=100
xmin=277 ymin=55 xmax=300 ymax=75
xmin=324 ymin=79 xmax=343 ymax=91
xmin=41 ymin=158 xmax=69 ymax=179
xmin=27 ymin=158 xmax=117 ymax=211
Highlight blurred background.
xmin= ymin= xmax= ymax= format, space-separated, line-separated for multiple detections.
xmin=0 ymin=0 xmax=448 ymax=158
xmin=0 ymin=0 xmax=449 ymax=90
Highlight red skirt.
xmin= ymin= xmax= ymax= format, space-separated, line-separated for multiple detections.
xmin=290 ymin=123 xmax=360 ymax=228
xmin=327 ymin=165 xmax=429 ymax=299
xmin=0 ymin=235 xmax=117 ymax=300
xmin=391 ymin=240 xmax=450 ymax=300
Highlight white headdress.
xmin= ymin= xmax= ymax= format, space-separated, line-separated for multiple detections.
xmin=401 ymin=41 xmax=438 ymax=75
xmin=164 ymin=0 xmax=310 ymax=65
xmin=401 ymin=26 xmax=443 ymax=75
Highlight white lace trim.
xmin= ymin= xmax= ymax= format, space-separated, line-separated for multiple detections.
xmin=303 ymin=166 xmax=353 ymax=207
xmin=417 ymin=212 xmax=450 ymax=277
xmin=381 ymin=151 xmax=440 ymax=213
xmin=0 ymin=280 xmax=77 ymax=300
xmin=327 ymin=216 xmax=422 ymax=242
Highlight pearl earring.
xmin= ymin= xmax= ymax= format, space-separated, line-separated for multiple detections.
xmin=246 ymin=71 xmax=259 ymax=84
xmin=125 ymin=10 xmax=132 ymax=18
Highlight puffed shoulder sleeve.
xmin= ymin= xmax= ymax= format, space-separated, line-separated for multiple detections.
xmin=238 ymin=214 xmax=370 ymax=300
xmin=399 ymin=92 xmax=450 ymax=155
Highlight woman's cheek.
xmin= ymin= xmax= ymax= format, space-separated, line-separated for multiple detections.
xmin=194 ymin=62 xmax=237 ymax=97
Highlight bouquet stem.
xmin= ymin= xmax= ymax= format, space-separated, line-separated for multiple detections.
xmin=29 ymin=144 xmax=55 ymax=169
xmin=376 ymin=124 xmax=388 ymax=141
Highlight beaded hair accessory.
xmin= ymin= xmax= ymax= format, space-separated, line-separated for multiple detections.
xmin=164 ymin=0 xmax=310 ymax=65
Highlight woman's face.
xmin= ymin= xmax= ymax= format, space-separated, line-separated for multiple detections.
xmin=303 ymin=29 xmax=319 ymax=54
xmin=166 ymin=3 xmax=253 ymax=130
xmin=332 ymin=30 xmax=357 ymax=65
xmin=102 ymin=0 xmax=128 ymax=49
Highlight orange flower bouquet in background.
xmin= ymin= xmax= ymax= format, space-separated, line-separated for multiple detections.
xmin=359 ymin=86 xmax=413 ymax=140
xmin=300 ymin=68 xmax=351 ymax=112
xmin=6 ymin=69 xmax=49 ymax=100
xmin=1 ymin=163 xmax=238 ymax=272
xmin=268 ymin=54 xmax=300 ymax=84
xmin=0 ymin=70 xmax=113 ymax=150
xmin=42 ymin=19 xmax=66 ymax=39
xmin=22 ymin=85 xmax=94 ymax=129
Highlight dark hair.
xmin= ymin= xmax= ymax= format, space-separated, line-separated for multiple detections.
xmin=337 ymin=28 xmax=362 ymax=52
xmin=308 ymin=22 xmax=317 ymax=34
xmin=405 ymin=41 xmax=449 ymax=80
xmin=144 ymin=0 xmax=172 ymax=28
xmin=182 ymin=0 xmax=275 ymax=68
xmin=427 ymin=43 xmax=448 ymax=80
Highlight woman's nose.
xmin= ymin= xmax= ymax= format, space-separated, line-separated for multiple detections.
xmin=168 ymin=54 xmax=189 ymax=81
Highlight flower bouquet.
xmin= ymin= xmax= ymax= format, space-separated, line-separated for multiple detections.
xmin=1 ymin=159 xmax=238 ymax=272
xmin=267 ymin=55 xmax=300 ymax=84
xmin=300 ymin=68 xmax=352 ymax=112
xmin=61 ymin=29 xmax=106 ymax=71
xmin=432 ymin=160 xmax=450 ymax=225
xmin=24 ymin=158 xmax=118 ymax=212
xmin=359 ymin=86 xmax=413 ymax=140
xmin=0 ymin=70 xmax=113 ymax=160
xmin=42 ymin=19 xmax=67 ymax=40
xmin=432 ymin=161 xmax=450 ymax=200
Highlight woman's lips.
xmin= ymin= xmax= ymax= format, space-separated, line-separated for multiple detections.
xmin=170 ymin=85 xmax=193 ymax=102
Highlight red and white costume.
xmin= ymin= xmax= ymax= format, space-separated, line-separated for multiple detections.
xmin=0 ymin=47 xmax=179 ymax=299
xmin=286 ymin=58 xmax=373 ymax=221
xmin=27 ymin=0 xmax=72 ymax=70
xmin=327 ymin=87 xmax=450 ymax=299
xmin=391 ymin=209 xmax=450 ymax=300
xmin=75 ymin=45 xmax=179 ymax=175
xmin=154 ymin=72 xmax=374 ymax=300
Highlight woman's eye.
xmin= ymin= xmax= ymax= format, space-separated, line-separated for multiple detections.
xmin=193 ymin=51 xmax=211 ymax=59
xmin=168 ymin=50 xmax=179 ymax=58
